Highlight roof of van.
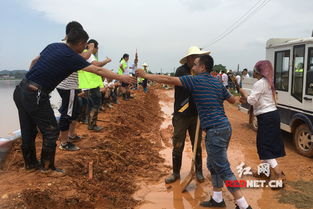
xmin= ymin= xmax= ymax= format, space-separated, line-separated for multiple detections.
xmin=266 ymin=37 xmax=313 ymax=48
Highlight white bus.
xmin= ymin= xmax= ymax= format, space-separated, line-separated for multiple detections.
xmin=240 ymin=36 xmax=313 ymax=157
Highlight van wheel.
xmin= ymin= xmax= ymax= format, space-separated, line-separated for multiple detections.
xmin=249 ymin=113 xmax=258 ymax=131
xmin=293 ymin=124 xmax=313 ymax=157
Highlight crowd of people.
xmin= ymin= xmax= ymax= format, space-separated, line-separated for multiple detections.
xmin=13 ymin=21 xmax=148 ymax=174
xmin=13 ymin=20 xmax=286 ymax=209
xmin=211 ymin=67 xmax=250 ymax=91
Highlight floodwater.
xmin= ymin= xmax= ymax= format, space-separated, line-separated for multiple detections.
xmin=0 ymin=80 xmax=61 ymax=137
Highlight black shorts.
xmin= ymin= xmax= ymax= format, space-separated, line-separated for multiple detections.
xmin=57 ymin=89 xmax=80 ymax=131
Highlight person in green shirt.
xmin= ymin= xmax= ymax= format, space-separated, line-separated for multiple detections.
xmin=118 ymin=53 xmax=131 ymax=100
xmin=78 ymin=39 xmax=111 ymax=131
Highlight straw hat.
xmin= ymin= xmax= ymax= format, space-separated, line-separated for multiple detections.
xmin=179 ymin=46 xmax=210 ymax=64
xmin=142 ymin=63 xmax=148 ymax=67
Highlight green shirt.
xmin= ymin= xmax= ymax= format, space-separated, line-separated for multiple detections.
xmin=78 ymin=52 xmax=104 ymax=89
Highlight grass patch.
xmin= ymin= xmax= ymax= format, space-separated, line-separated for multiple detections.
xmin=277 ymin=180 xmax=313 ymax=209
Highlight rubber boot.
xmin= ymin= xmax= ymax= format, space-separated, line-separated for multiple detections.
xmin=104 ymin=98 xmax=113 ymax=108
xmin=88 ymin=108 xmax=103 ymax=131
xmin=21 ymin=146 xmax=39 ymax=171
xmin=195 ymin=152 xmax=205 ymax=182
xmin=122 ymin=93 xmax=128 ymax=101
xmin=126 ymin=91 xmax=134 ymax=99
xmin=40 ymin=146 xmax=64 ymax=175
xmin=111 ymin=92 xmax=118 ymax=104
xmin=165 ymin=154 xmax=182 ymax=184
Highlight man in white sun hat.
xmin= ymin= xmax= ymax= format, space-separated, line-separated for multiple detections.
xmin=165 ymin=46 xmax=210 ymax=184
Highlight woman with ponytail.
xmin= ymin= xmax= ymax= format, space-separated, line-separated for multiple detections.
xmin=118 ymin=53 xmax=130 ymax=100
xmin=239 ymin=60 xmax=286 ymax=184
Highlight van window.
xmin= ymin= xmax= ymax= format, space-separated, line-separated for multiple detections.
xmin=274 ymin=50 xmax=290 ymax=91
xmin=306 ymin=48 xmax=313 ymax=95
xmin=292 ymin=45 xmax=305 ymax=102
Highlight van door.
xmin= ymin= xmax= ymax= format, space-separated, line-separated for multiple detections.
xmin=274 ymin=49 xmax=291 ymax=126
xmin=291 ymin=45 xmax=305 ymax=106
xmin=303 ymin=47 xmax=313 ymax=114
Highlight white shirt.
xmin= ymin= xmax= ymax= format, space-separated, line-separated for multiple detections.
xmin=222 ymin=73 xmax=228 ymax=87
xmin=247 ymin=78 xmax=277 ymax=116
xmin=236 ymin=75 xmax=241 ymax=85
xmin=103 ymin=79 xmax=116 ymax=88
xmin=87 ymin=54 xmax=97 ymax=63
xmin=243 ymin=74 xmax=250 ymax=78
xmin=128 ymin=63 xmax=137 ymax=75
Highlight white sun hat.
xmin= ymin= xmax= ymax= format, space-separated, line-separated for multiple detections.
xmin=179 ymin=46 xmax=210 ymax=64
xmin=142 ymin=63 xmax=148 ymax=67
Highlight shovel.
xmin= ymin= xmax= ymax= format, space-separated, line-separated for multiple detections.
xmin=181 ymin=116 xmax=201 ymax=192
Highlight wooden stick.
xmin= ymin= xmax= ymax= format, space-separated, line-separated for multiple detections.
xmin=88 ymin=161 xmax=93 ymax=180
xmin=181 ymin=117 xmax=200 ymax=192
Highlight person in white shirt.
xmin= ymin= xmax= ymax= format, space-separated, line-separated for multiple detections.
xmin=239 ymin=60 xmax=286 ymax=185
xmin=235 ymin=73 xmax=241 ymax=88
xmin=221 ymin=70 xmax=229 ymax=89
xmin=242 ymin=68 xmax=250 ymax=78
xmin=101 ymin=78 xmax=119 ymax=108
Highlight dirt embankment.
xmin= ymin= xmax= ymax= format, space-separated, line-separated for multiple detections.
xmin=0 ymin=88 xmax=167 ymax=209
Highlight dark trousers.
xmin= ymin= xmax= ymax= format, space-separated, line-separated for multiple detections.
xmin=141 ymin=79 xmax=148 ymax=88
xmin=77 ymin=95 xmax=88 ymax=122
xmin=172 ymin=113 xmax=202 ymax=172
xmin=87 ymin=87 xmax=102 ymax=111
xmin=13 ymin=81 xmax=59 ymax=168
xmin=85 ymin=87 xmax=102 ymax=128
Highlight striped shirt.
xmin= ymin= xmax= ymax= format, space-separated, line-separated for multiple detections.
xmin=57 ymin=72 xmax=79 ymax=90
xmin=179 ymin=72 xmax=232 ymax=129
xmin=26 ymin=43 xmax=90 ymax=92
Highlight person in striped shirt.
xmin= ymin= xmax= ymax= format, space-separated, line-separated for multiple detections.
xmin=136 ymin=55 xmax=252 ymax=209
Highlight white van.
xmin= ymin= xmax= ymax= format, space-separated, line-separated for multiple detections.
xmin=240 ymin=37 xmax=313 ymax=157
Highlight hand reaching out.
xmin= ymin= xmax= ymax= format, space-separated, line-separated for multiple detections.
xmin=135 ymin=69 xmax=146 ymax=78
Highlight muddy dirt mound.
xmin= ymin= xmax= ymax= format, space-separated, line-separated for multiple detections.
xmin=0 ymin=88 xmax=167 ymax=209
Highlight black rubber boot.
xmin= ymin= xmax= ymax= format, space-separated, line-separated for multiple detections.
xmin=87 ymin=108 xmax=95 ymax=129
xmin=40 ymin=147 xmax=64 ymax=174
xmin=22 ymin=146 xmax=39 ymax=171
xmin=126 ymin=91 xmax=134 ymax=99
xmin=195 ymin=152 xmax=205 ymax=182
xmin=122 ymin=93 xmax=128 ymax=101
xmin=165 ymin=154 xmax=182 ymax=184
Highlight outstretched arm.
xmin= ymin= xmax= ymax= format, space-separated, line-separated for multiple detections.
xmin=82 ymin=65 xmax=136 ymax=84
xmin=91 ymin=57 xmax=112 ymax=67
xmin=229 ymin=74 xmax=249 ymax=103
xmin=136 ymin=69 xmax=183 ymax=86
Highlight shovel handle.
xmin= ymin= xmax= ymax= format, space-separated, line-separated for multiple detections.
xmin=181 ymin=116 xmax=201 ymax=192
xmin=191 ymin=117 xmax=200 ymax=168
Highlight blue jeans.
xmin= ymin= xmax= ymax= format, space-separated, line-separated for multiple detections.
xmin=205 ymin=123 xmax=240 ymax=193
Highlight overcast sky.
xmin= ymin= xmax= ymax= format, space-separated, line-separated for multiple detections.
xmin=1 ymin=0 xmax=312 ymax=73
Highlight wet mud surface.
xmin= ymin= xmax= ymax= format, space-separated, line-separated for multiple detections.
xmin=0 ymin=88 xmax=166 ymax=209
xmin=0 ymin=88 xmax=312 ymax=209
